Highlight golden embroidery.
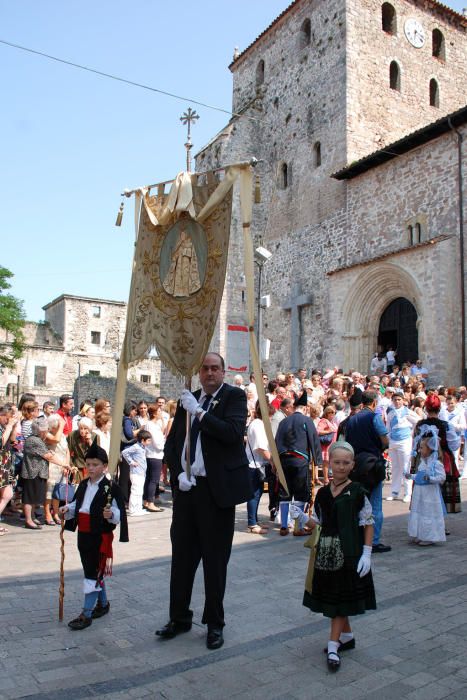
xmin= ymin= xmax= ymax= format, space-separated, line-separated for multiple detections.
xmin=122 ymin=181 xmax=233 ymax=378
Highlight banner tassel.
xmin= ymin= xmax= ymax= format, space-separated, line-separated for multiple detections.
xmin=115 ymin=201 xmax=124 ymax=227
xmin=254 ymin=175 xmax=261 ymax=204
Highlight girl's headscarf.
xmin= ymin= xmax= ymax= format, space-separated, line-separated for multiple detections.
xmin=413 ymin=424 xmax=440 ymax=477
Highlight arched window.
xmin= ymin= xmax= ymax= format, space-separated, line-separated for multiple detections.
xmin=389 ymin=61 xmax=401 ymax=91
xmin=415 ymin=223 xmax=422 ymax=243
xmin=256 ymin=59 xmax=265 ymax=87
xmin=278 ymin=162 xmax=288 ymax=189
xmin=432 ymin=28 xmax=445 ymax=60
xmin=382 ymin=3 xmax=397 ymax=35
xmin=313 ymin=142 xmax=321 ymax=167
xmin=429 ymin=79 xmax=440 ymax=107
xmin=408 ymin=225 xmax=414 ymax=246
xmin=299 ymin=18 xmax=311 ymax=49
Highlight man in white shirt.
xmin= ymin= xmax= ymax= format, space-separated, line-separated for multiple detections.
xmin=158 ymin=353 xmax=251 ymax=651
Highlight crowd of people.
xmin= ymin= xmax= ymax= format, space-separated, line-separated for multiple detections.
xmin=0 ymin=394 xmax=176 ymax=534
xmin=0 ymin=358 xmax=465 ymax=544
xmin=236 ymin=359 xmax=465 ymax=549
xmin=1 ymin=353 xmax=466 ymax=669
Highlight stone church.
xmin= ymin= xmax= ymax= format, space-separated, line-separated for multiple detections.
xmin=195 ymin=0 xmax=467 ymax=386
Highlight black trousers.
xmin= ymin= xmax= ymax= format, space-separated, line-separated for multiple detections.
xmin=144 ymin=458 xmax=162 ymax=503
xmin=169 ymin=476 xmax=235 ymax=628
xmin=278 ymin=456 xmax=310 ymax=502
xmin=118 ymin=458 xmax=131 ymax=505
xmin=78 ymin=531 xmax=101 ymax=579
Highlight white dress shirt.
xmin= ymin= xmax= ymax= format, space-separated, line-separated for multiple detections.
xmin=65 ymin=475 xmax=120 ymax=524
xmin=182 ymin=384 xmax=224 ymax=477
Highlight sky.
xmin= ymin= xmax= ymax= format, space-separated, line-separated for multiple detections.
xmin=1 ymin=0 xmax=465 ymax=321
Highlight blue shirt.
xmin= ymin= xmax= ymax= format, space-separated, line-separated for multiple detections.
xmin=345 ymin=408 xmax=388 ymax=457
xmin=122 ymin=443 xmax=147 ymax=476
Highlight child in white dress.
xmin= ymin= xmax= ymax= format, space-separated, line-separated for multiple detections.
xmin=408 ymin=426 xmax=446 ymax=546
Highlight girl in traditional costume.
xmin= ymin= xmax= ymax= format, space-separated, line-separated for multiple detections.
xmin=297 ymin=441 xmax=376 ymax=671
xmin=60 ymin=441 xmax=128 ymax=630
xmin=414 ymin=394 xmax=461 ymax=515
xmin=408 ymin=426 xmax=445 ymax=546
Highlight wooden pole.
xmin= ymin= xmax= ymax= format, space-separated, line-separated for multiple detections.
xmin=58 ymin=479 xmax=70 ymax=621
xmin=185 ymin=377 xmax=192 ymax=479
xmin=59 ymin=520 xmax=65 ymax=621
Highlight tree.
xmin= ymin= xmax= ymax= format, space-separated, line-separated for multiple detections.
xmin=0 ymin=266 xmax=25 ymax=369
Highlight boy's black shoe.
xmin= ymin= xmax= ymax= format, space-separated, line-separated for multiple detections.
xmin=68 ymin=614 xmax=92 ymax=630
xmin=92 ymin=602 xmax=110 ymax=619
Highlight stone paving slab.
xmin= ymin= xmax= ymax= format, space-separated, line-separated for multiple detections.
xmin=1 ymin=482 xmax=467 ymax=699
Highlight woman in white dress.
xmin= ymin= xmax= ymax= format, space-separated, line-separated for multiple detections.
xmin=408 ymin=425 xmax=446 ymax=546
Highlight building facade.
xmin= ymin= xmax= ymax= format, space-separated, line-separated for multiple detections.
xmin=0 ymin=294 xmax=161 ymax=405
xmin=195 ymin=0 xmax=467 ymax=384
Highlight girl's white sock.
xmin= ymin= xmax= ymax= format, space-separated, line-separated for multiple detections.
xmin=339 ymin=632 xmax=354 ymax=643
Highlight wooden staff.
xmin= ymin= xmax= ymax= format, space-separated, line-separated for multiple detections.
xmin=58 ymin=475 xmax=70 ymax=622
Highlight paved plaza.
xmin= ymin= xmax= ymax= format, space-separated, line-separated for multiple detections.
xmin=1 ymin=482 xmax=467 ymax=700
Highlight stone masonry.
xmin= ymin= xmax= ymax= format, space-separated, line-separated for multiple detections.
xmin=194 ymin=0 xmax=467 ymax=384
xmin=0 ymin=294 xmax=161 ymax=405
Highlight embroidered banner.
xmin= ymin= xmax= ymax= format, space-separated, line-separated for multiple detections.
xmin=122 ymin=177 xmax=232 ymax=378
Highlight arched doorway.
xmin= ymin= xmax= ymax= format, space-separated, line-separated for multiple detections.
xmin=340 ymin=262 xmax=423 ymax=372
xmin=378 ymin=297 xmax=418 ymax=365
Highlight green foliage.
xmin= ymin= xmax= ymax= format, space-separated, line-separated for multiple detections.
xmin=0 ymin=266 xmax=25 ymax=369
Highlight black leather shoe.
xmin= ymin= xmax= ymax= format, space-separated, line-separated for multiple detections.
xmin=68 ymin=614 xmax=92 ymax=630
xmin=323 ymin=638 xmax=355 ymax=653
xmin=327 ymin=651 xmax=340 ymax=671
xmin=372 ymin=543 xmax=392 ymax=553
xmin=92 ymin=602 xmax=110 ymax=619
xmin=155 ymin=620 xmax=192 ymax=639
xmin=206 ymin=626 xmax=224 ymax=650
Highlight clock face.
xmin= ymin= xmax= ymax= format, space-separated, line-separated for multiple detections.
xmin=404 ymin=18 xmax=425 ymax=48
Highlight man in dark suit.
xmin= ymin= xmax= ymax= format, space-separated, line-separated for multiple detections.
xmin=156 ymin=352 xmax=251 ymax=650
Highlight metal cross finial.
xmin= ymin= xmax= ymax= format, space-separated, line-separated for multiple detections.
xmin=180 ymin=107 xmax=200 ymax=172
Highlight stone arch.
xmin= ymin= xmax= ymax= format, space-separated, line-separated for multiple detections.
xmin=340 ymin=263 xmax=423 ymax=372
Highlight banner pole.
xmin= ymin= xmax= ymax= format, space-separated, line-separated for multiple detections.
xmin=185 ymin=376 xmax=192 ymax=479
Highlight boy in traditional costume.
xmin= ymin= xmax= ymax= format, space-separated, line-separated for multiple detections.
xmin=60 ymin=440 xmax=128 ymax=630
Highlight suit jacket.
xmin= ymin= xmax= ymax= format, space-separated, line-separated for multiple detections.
xmin=164 ymin=383 xmax=252 ymax=508
xmin=275 ymin=412 xmax=322 ymax=466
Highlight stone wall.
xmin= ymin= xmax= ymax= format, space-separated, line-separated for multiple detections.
xmin=193 ymin=0 xmax=466 ymax=383
xmin=346 ymin=0 xmax=467 ymax=160
xmin=0 ymin=295 xmax=161 ymax=406
xmin=74 ymin=375 xmax=161 ymax=409
xmin=325 ymin=121 xmax=466 ymax=384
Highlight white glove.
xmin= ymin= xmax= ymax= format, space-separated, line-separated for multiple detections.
xmin=178 ymin=472 xmax=197 ymax=492
xmin=357 ymin=545 xmax=372 ymax=578
xmin=180 ymin=390 xmax=199 ymax=416
xmin=289 ymin=504 xmax=309 ymax=529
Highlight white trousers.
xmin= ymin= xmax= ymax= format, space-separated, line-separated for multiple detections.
xmin=129 ymin=472 xmax=145 ymax=515
xmin=388 ymin=438 xmax=413 ymax=497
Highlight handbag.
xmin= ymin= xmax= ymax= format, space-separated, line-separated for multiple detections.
xmin=319 ymin=432 xmax=334 ymax=445
xmin=52 ymin=477 xmax=76 ymax=502
xmin=304 ymin=524 xmax=321 ymax=593
xmin=247 ymin=435 xmax=266 ymax=479
xmin=0 ymin=449 xmax=15 ymax=487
